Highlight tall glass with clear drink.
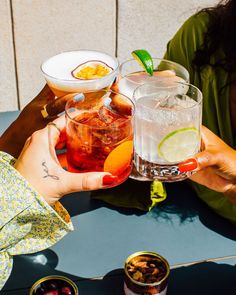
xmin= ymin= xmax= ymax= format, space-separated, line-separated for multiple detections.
xmin=117 ymin=58 xmax=190 ymax=180
xmin=133 ymin=81 xmax=202 ymax=182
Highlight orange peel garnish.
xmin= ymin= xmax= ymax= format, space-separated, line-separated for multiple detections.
xmin=104 ymin=140 xmax=133 ymax=175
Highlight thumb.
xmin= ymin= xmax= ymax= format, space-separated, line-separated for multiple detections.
xmin=64 ymin=172 xmax=118 ymax=192
xmin=178 ymin=150 xmax=218 ymax=173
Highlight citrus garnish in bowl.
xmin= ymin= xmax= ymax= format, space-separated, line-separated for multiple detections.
xmin=131 ymin=49 xmax=154 ymax=76
xmin=157 ymin=127 xmax=199 ymax=163
xmin=72 ymin=60 xmax=113 ymax=80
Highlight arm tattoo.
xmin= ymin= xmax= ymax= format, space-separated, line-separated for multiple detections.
xmin=42 ymin=161 xmax=59 ymax=180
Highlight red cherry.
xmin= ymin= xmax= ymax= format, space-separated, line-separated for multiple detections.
xmin=61 ymin=286 xmax=72 ymax=295
xmin=43 ymin=291 xmax=58 ymax=295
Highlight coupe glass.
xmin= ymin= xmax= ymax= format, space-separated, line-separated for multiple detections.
xmin=41 ymin=50 xmax=119 ymax=97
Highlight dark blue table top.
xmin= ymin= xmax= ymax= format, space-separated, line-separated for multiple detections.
xmin=1 ymin=111 xmax=236 ymax=295
xmin=3 ymin=258 xmax=236 ymax=295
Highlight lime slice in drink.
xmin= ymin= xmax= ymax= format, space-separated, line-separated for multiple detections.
xmin=132 ymin=49 xmax=154 ymax=76
xmin=157 ymin=127 xmax=199 ymax=163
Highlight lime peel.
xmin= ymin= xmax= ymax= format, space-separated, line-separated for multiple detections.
xmin=131 ymin=49 xmax=154 ymax=76
xmin=157 ymin=127 xmax=199 ymax=163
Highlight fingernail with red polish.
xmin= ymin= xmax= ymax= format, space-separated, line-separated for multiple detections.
xmin=102 ymin=175 xmax=118 ymax=185
xmin=178 ymin=158 xmax=198 ymax=173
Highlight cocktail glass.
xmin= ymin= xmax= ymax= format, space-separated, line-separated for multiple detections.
xmin=41 ymin=50 xmax=119 ymax=97
xmin=118 ymin=58 xmax=189 ymax=99
xmin=117 ymin=58 xmax=190 ymax=181
xmin=64 ymin=90 xmax=134 ymax=187
xmin=133 ymin=81 xmax=202 ymax=182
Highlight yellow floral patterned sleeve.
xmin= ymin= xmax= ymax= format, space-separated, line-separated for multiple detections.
xmin=0 ymin=152 xmax=74 ymax=290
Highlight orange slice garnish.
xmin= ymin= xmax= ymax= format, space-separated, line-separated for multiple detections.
xmin=104 ymin=140 xmax=133 ymax=175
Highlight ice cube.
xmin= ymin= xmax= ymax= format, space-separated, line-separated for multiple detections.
xmin=98 ymin=106 xmax=122 ymax=124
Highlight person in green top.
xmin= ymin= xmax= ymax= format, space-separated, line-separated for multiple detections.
xmin=164 ymin=0 xmax=236 ymax=224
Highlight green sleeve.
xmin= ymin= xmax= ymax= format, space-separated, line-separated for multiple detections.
xmin=163 ymin=13 xmax=236 ymax=225
xmin=190 ymin=182 xmax=236 ymax=226
xmin=164 ymin=13 xmax=209 ymax=84
xmin=0 ymin=152 xmax=73 ymax=290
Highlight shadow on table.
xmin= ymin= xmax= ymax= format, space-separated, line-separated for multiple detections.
xmin=2 ymin=249 xmax=236 ymax=295
xmin=78 ymin=261 xmax=236 ymax=295
xmin=168 ymin=261 xmax=236 ymax=294
xmin=153 ymin=181 xmax=236 ymax=240
xmin=60 ymin=180 xmax=236 ymax=241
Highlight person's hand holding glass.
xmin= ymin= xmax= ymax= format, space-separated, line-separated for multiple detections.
xmin=133 ymin=80 xmax=202 ymax=182
xmin=49 ymin=90 xmax=134 ymax=188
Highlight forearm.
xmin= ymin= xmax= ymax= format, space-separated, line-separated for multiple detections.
xmin=0 ymin=119 xmax=25 ymax=158
xmin=0 ymin=106 xmax=48 ymax=158
xmin=0 ymin=151 xmax=73 ymax=289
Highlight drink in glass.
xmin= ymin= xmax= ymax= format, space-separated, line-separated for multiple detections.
xmin=116 ymin=58 xmax=190 ymax=181
xmin=118 ymin=58 xmax=189 ymax=100
xmin=65 ymin=90 xmax=134 ymax=187
xmin=41 ymin=50 xmax=119 ymax=97
xmin=133 ymin=81 xmax=202 ymax=182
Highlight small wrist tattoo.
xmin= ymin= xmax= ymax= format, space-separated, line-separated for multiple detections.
xmin=42 ymin=161 xmax=59 ymax=180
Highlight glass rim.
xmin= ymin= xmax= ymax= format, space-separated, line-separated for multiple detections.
xmin=65 ymin=90 xmax=135 ymax=129
xmin=41 ymin=49 xmax=119 ymax=83
xmin=119 ymin=57 xmax=190 ymax=81
xmin=29 ymin=275 xmax=78 ymax=295
xmin=133 ymin=81 xmax=203 ymax=111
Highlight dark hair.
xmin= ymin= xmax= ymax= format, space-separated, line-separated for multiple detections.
xmin=193 ymin=0 xmax=236 ymax=74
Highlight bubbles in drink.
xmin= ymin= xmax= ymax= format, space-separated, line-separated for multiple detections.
xmin=135 ymin=94 xmax=201 ymax=164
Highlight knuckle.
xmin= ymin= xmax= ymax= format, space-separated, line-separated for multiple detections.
xmin=82 ymin=174 xmax=102 ymax=190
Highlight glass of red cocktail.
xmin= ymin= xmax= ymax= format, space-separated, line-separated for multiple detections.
xmin=64 ymin=90 xmax=134 ymax=187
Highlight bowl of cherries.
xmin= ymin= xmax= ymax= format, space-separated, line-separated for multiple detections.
xmin=30 ymin=275 xmax=78 ymax=295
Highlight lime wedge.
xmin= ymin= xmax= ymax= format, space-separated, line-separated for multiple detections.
xmin=132 ymin=49 xmax=154 ymax=76
xmin=157 ymin=127 xmax=199 ymax=163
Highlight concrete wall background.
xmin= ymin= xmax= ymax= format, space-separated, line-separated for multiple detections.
xmin=0 ymin=0 xmax=218 ymax=111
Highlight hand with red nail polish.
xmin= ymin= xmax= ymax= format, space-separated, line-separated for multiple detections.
xmin=102 ymin=175 xmax=118 ymax=186
xmin=181 ymin=126 xmax=236 ymax=204
xmin=14 ymin=116 xmax=118 ymax=206
xmin=178 ymin=158 xmax=198 ymax=173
